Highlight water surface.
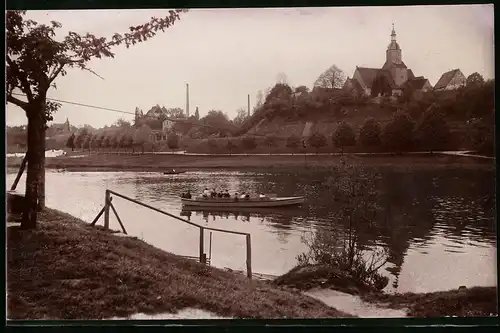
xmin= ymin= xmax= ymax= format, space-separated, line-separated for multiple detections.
xmin=7 ymin=166 xmax=496 ymax=293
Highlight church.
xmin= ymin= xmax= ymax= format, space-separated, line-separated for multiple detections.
xmin=343 ymin=25 xmax=432 ymax=97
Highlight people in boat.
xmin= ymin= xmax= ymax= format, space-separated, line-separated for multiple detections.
xmin=210 ymin=189 xmax=217 ymax=198
xmin=223 ymin=190 xmax=230 ymax=198
xmin=245 ymin=193 xmax=250 ymax=199
xmin=259 ymin=193 xmax=266 ymax=199
xmin=203 ymin=188 xmax=210 ymax=198
xmin=185 ymin=190 xmax=192 ymax=199
xmin=240 ymin=192 xmax=246 ymax=199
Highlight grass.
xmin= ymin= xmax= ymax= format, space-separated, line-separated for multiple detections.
xmin=6 ymin=152 xmax=494 ymax=174
xmin=7 ymin=208 xmax=351 ymax=320
xmin=360 ymin=287 xmax=498 ymax=318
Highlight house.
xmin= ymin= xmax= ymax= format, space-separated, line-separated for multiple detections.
xmin=343 ymin=24 xmax=430 ymax=97
xmin=433 ymin=69 xmax=466 ymax=91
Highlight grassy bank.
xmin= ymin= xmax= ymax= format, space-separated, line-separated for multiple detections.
xmin=360 ymin=287 xmax=498 ymax=317
xmin=7 ymin=208 xmax=349 ymax=320
xmin=6 ymin=152 xmax=494 ymax=173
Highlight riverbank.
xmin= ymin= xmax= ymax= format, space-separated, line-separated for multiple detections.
xmin=6 ymin=208 xmax=349 ymax=320
xmin=6 ymin=152 xmax=494 ymax=173
xmin=273 ymin=265 xmax=498 ymax=318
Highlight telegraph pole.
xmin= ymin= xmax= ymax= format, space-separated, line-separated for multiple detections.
xmin=247 ymin=94 xmax=250 ymax=117
xmin=186 ymin=83 xmax=190 ymax=118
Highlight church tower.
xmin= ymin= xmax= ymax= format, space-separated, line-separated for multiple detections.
xmin=386 ymin=23 xmax=402 ymax=65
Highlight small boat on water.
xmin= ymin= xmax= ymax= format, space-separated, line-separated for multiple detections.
xmin=163 ymin=169 xmax=186 ymax=175
xmin=181 ymin=196 xmax=305 ymax=208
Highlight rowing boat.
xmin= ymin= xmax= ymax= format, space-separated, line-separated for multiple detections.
xmin=181 ymin=196 xmax=305 ymax=208
xmin=163 ymin=170 xmax=186 ymax=175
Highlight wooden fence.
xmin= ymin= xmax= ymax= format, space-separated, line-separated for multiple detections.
xmin=91 ymin=189 xmax=252 ymax=278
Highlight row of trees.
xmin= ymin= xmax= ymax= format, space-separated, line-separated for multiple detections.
xmin=66 ymin=125 xmax=181 ymax=152
xmin=204 ymin=106 xmax=455 ymax=154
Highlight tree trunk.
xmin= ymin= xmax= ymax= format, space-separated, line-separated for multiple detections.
xmin=22 ymin=109 xmax=45 ymax=229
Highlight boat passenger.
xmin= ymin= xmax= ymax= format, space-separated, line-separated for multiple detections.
xmin=245 ymin=194 xmax=250 ymax=199
xmin=186 ymin=190 xmax=192 ymax=199
xmin=240 ymin=193 xmax=247 ymax=199
xmin=203 ymin=188 xmax=210 ymax=198
xmin=224 ymin=190 xmax=230 ymax=198
xmin=234 ymin=192 xmax=239 ymax=201
xmin=259 ymin=193 xmax=266 ymax=199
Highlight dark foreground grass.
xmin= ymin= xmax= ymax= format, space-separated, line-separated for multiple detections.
xmin=7 ymin=208 xmax=350 ymax=320
xmin=360 ymin=287 xmax=498 ymax=317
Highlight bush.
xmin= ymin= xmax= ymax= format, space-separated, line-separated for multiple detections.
xmin=207 ymin=138 xmax=218 ymax=153
xmin=286 ymin=134 xmax=301 ymax=151
xmin=167 ymin=132 xmax=180 ymax=150
xmin=332 ymin=122 xmax=356 ymax=153
xmin=226 ymin=139 xmax=237 ymax=154
xmin=414 ymin=104 xmax=450 ymax=152
xmin=359 ymin=118 xmax=382 ymax=147
xmin=307 ymin=132 xmax=328 ymax=152
xmin=382 ymin=110 xmax=415 ymax=152
xmin=65 ymin=133 xmax=75 ymax=151
xmin=241 ymin=136 xmax=257 ymax=150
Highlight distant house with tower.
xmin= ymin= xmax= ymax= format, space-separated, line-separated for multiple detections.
xmin=343 ymin=24 xmax=433 ymax=97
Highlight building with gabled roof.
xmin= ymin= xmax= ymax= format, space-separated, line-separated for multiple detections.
xmin=433 ymin=69 xmax=466 ymax=91
xmin=343 ymin=24 xmax=431 ymax=97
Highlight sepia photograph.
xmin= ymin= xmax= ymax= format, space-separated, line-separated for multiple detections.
xmin=6 ymin=4 xmax=496 ymax=322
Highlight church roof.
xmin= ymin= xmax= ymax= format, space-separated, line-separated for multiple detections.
xmin=434 ymin=69 xmax=462 ymax=90
xmin=355 ymin=67 xmax=381 ymax=88
xmin=382 ymin=60 xmax=407 ymax=70
xmin=405 ymin=77 xmax=430 ymax=90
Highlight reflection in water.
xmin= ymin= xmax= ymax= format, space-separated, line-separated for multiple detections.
xmin=6 ymin=166 xmax=496 ymax=293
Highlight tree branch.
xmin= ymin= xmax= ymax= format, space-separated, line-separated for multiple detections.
xmin=7 ymin=94 xmax=29 ymax=110
xmin=7 ymin=55 xmax=34 ymax=103
xmin=48 ymin=63 xmax=65 ymax=84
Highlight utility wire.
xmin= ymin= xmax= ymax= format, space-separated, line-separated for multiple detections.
xmin=10 ymin=92 xmax=241 ymax=133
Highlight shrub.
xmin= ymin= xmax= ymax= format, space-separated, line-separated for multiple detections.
xmin=241 ymin=136 xmax=257 ymax=150
xmin=307 ymin=132 xmax=328 ymax=152
xmin=414 ymin=104 xmax=450 ymax=152
xmin=167 ymin=132 xmax=180 ymax=150
xmin=65 ymin=133 xmax=75 ymax=151
xmin=382 ymin=110 xmax=415 ymax=152
xmin=226 ymin=139 xmax=237 ymax=154
xmin=332 ymin=122 xmax=356 ymax=153
xmin=359 ymin=118 xmax=382 ymax=147
xmin=286 ymin=134 xmax=301 ymax=152
xmin=207 ymin=138 xmax=218 ymax=153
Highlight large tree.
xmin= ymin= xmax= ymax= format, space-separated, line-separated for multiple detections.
xmin=314 ymin=65 xmax=346 ymax=89
xmin=232 ymin=108 xmax=248 ymax=127
xmin=6 ymin=10 xmax=187 ymax=228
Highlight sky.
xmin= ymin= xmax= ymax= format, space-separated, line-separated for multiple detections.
xmin=6 ymin=5 xmax=495 ymax=128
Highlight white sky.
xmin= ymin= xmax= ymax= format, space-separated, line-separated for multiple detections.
xmin=6 ymin=5 xmax=494 ymax=128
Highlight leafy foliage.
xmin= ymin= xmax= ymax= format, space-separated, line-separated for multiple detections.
xmin=241 ymin=136 xmax=257 ymax=150
xmin=466 ymin=72 xmax=485 ymax=87
xmin=132 ymin=124 xmax=152 ymax=151
xmin=382 ymin=110 xmax=415 ymax=151
xmin=414 ymin=104 xmax=450 ymax=151
xmin=332 ymin=122 xmax=356 ymax=151
xmin=226 ymin=139 xmax=237 ymax=154
xmin=286 ymin=134 xmax=301 ymax=150
xmin=307 ymin=132 xmax=328 ymax=151
xmin=371 ymin=74 xmax=393 ymax=97
xmin=314 ymin=65 xmax=346 ymax=89
xmin=65 ymin=133 xmax=75 ymax=150
xmin=359 ymin=118 xmax=382 ymax=147
xmin=167 ymin=132 xmax=179 ymax=150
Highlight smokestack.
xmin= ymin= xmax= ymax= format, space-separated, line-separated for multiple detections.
xmin=186 ymin=83 xmax=190 ymax=118
xmin=247 ymin=94 xmax=250 ymax=117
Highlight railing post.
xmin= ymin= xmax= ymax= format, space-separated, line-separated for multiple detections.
xmin=246 ymin=234 xmax=252 ymax=279
xmin=199 ymin=227 xmax=205 ymax=264
xmin=104 ymin=190 xmax=111 ymax=230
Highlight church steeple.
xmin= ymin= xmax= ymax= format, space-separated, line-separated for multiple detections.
xmin=386 ymin=23 xmax=402 ymax=65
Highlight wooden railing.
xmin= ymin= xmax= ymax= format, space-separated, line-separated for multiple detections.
xmin=91 ymin=189 xmax=252 ymax=278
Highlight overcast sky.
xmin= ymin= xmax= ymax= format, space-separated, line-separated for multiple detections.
xmin=6 ymin=5 xmax=494 ymax=128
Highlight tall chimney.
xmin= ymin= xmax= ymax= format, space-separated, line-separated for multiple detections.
xmin=186 ymin=83 xmax=190 ymax=118
xmin=247 ymin=94 xmax=250 ymax=117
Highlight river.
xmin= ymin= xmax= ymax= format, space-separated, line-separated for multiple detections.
xmin=7 ymin=165 xmax=496 ymax=294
